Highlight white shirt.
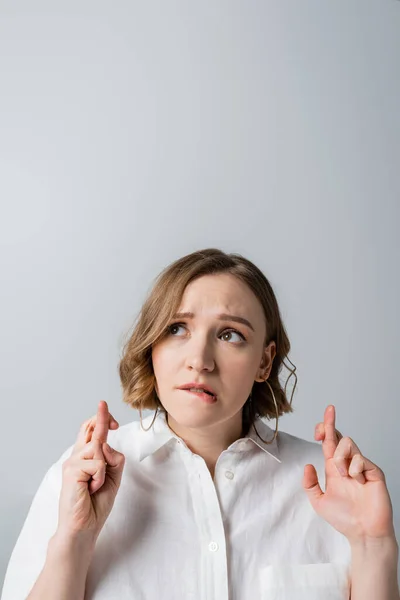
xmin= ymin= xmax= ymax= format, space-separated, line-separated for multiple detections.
xmin=2 ymin=410 xmax=352 ymax=600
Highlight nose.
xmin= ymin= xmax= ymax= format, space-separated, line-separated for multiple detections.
xmin=184 ymin=336 xmax=215 ymax=373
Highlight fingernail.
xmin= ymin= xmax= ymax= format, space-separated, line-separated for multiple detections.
xmin=105 ymin=443 xmax=114 ymax=453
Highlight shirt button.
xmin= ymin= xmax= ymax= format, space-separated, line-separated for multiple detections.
xmin=209 ymin=542 xmax=219 ymax=552
xmin=238 ymin=441 xmax=247 ymax=450
xmin=225 ymin=470 xmax=234 ymax=480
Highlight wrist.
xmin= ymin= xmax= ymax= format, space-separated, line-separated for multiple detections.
xmin=350 ymin=534 xmax=399 ymax=556
xmin=350 ymin=536 xmax=400 ymax=600
xmin=50 ymin=528 xmax=96 ymax=562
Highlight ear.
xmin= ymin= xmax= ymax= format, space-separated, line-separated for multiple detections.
xmin=255 ymin=341 xmax=276 ymax=382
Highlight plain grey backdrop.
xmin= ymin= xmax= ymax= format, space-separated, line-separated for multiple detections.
xmin=1 ymin=0 xmax=399 ymax=589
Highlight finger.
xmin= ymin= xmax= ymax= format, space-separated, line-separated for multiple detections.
xmin=78 ymin=439 xmax=107 ymax=462
xmin=91 ymin=401 xmax=113 ymax=466
xmin=302 ymin=463 xmax=324 ymax=507
xmin=335 ymin=448 xmax=385 ymax=485
xmin=333 ymin=436 xmax=363 ymax=476
xmin=102 ymin=443 xmax=126 ymax=489
xmin=348 ymin=454 xmax=367 ymax=484
xmin=73 ymin=402 xmax=118 ymax=454
xmin=79 ymin=439 xmax=125 ymax=491
xmin=72 ymin=416 xmax=117 ymax=456
xmin=321 ymin=405 xmax=340 ymax=460
xmin=63 ymin=457 xmax=107 ymax=495
xmin=72 ymin=418 xmax=96 ymax=455
xmin=92 ymin=401 xmax=111 ymax=445
xmin=314 ymin=423 xmax=343 ymax=443
xmin=79 ymin=442 xmax=108 ymax=492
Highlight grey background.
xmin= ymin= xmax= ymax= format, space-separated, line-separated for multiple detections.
xmin=1 ymin=0 xmax=399 ymax=589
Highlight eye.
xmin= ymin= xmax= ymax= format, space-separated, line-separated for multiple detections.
xmin=168 ymin=323 xmax=186 ymax=336
xmin=167 ymin=322 xmax=246 ymax=343
xmin=220 ymin=329 xmax=246 ymax=343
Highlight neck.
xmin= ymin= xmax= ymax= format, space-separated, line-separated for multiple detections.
xmin=166 ymin=411 xmax=246 ymax=474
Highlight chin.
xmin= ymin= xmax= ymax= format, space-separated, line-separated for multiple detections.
xmin=167 ymin=406 xmax=220 ymax=427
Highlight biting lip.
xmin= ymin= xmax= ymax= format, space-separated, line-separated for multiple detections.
xmin=179 ymin=389 xmax=217 ymax=404
xmin=177 ymin=382 xmax=217 ymax=397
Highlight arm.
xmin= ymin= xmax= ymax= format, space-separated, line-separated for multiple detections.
xmin=27 ymin=530 xmax=95 ymax=600
xmin=350 ymin=536 xmax=400 ymax=600
xmin=1 ymin=447 xmax=75 ymax=600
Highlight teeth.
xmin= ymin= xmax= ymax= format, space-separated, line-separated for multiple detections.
xmin=188 ymin=388 xmax=212 ymax=395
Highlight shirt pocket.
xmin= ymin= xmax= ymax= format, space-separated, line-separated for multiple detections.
xmin=259 ymin=562 xmax=351 ymax=600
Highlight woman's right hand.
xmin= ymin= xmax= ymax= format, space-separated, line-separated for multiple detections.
xmin=57 ymin=400 xmax=125 ymax=545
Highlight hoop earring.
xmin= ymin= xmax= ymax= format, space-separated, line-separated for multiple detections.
xmin=139 ymin=404 xmax=159 ymax=432
xmin=250 ymin=379 xmax=279 ymax=444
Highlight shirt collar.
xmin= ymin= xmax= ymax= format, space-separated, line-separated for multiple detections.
xmin=138 ymin=410 xmax=281 ymax=463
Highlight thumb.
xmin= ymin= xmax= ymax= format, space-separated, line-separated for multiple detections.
xmin=102 ymin=443 xmax=125 ymax=486
xmin=302 ymin=464 xmax=324 ymax=508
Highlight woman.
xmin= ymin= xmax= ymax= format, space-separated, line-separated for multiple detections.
xmin=2 ymin=248 xmax=398 ymax=599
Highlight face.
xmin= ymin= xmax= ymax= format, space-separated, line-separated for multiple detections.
xmin=151 ymin=273 xmax=276 ymax=432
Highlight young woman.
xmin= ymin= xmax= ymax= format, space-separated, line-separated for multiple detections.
xmin=2 ymin=248 xmax=398 ymax=600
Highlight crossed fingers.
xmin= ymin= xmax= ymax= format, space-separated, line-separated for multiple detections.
xmin=314 ymin=405 xmax=373 ymax=484
xmin=73 ymin=400 xmax=119 ymax=456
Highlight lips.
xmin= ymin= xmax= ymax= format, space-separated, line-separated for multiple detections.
xmin=178 ymin=383 xmax=217 ymax=397
xmin=180 ymin=389 xmax=217 ymax=404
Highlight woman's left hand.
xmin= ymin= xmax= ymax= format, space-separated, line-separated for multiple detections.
xmin=303 ymin=405 xmax=396 ymax=545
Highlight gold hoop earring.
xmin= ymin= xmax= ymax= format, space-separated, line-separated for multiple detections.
xmin=251 ymin=379 xmax=279 ymax=444
xmin=139 ymin=404 xmax=159 ymax=432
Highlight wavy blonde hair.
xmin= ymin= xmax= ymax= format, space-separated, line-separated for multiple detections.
xmin=118 ymin=248 xmax=297 ymax=437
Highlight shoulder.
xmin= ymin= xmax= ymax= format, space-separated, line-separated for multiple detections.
xmin=106 ymin=419 xmax=142 ymax=458
xmin=278 ymin=429 xmax=323 ymax=456
xmin=277 ymin=428 xmax=325 ymax=471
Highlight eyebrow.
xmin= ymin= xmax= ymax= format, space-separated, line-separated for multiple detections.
xmin=172 ymin=312 xmax=255 ymax=332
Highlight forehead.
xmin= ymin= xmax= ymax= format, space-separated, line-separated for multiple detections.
xmin=178 ymin=273 xmax=263 ymax=319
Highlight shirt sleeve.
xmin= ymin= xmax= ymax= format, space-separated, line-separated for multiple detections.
xmin=1 ymin=444 xmax=74 ymax=600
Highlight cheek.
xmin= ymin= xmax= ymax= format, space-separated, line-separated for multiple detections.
xmin=223 ymin=352 xmax=258 ymax=371
xmin=220 ymin=355 xmax=259 ymax=387
xmin=151 ymin=345 xmax=173 ymax=378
